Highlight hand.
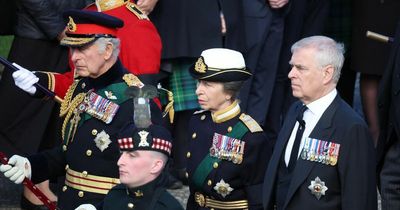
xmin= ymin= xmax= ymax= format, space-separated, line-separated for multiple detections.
xmin=75 ymin=204 xmax=97 ymax=210
xmin=0 ymin=155 xmax=31 ymax=184
xmin=268 ymin=0 xmax=289 ymax=9
xmin=12 ymin=63 xmax=39 ymax=95
xmin=136 ymin=0 xmax=158 ymax=15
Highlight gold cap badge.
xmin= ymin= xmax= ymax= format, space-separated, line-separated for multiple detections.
xmin=194 ymin=56 xmax=207 ymax=73
xmin=67 ymin=16 xmax=77 ymax=32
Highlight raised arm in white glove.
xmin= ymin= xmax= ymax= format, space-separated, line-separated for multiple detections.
xmin=11 ymin=63 xmax=39 ymax=95
xmin=75 ymin=204 xmax=97 ymax=210
xmin=0 ymin=155 xmax=31 ymax=184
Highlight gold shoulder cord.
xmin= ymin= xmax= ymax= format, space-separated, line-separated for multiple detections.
xmin=61 ymin=93 xmax=85 ymax=143
xmin=60 ymin=81 xmax=79 ymax=117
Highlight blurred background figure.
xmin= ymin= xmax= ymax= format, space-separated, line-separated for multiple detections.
xmin=351 ymin=0 xmax=400 ymax=144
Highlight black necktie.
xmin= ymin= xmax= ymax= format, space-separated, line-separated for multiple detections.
xmin=288 ymin=105 xmax=308 ymax=172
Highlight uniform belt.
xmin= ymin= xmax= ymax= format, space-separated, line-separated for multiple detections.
xmin=194 ymin=192 xmax=249 ymax=209
xmin=65 ymin=168 xmax=120 ymax=194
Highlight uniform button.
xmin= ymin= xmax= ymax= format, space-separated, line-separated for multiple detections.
xmin=185 ymin=172 xmax=189 ymax=178
xmin=82 ymin=171 xmax=88 ymax=177
xmin=207 ymin=180 xmax=212 ymax=186
xmin=81 ymin=83 xmax=86 ymax=89
xmin=201 ymin=115 xmax=206 ymax=120
xmin=192 ymin=133 xmax=197 ymax=139
xmin=65 ymin=165 xmax=69 ymax=170
xmin=62 ymin=145 xmax=67 ymax=151
xmin=92 ymin=129 xmax=98 ymax=136
xmin=78 ymin=191 xmax=84 ymax=197
xmin=227 ymin=126 xmax=232 ymax=133
xmin=62 ymin=186 xmax=67 ymax=192
xmin=86 ymin=150 xmax=92 ymax=156
xmin=128 ymin=203 xmax=135 ymax=209
xmin=213 ymin=162 xmax=219 ymax=168
xmin=186 ymin=152 xmax=191 ymax=158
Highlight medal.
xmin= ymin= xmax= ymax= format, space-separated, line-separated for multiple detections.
xmin=214 ymin=179 xmax=234 ymax=198
xmin=308 ymin=176 xmax=328 ymax=200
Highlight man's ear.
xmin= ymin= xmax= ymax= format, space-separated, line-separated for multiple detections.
xmin=322 ymin=64 xmax=334 ymax=85
xmin=104 ymin=42 xmax=114 ymax=60
xmin=150 ymin=159 xmax=164 ymax=174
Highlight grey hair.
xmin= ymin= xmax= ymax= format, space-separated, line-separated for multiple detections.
xmin=291 ymin=35 xmax=345 ymax=83
xmin=94 ymin=37 xmax=121 ymax=59
xmin=223 ymin=81 xmax=244 ymax=100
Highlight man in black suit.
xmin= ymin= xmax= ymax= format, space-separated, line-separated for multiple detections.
xmin=377 ymin=21 xmax=400 ymax=210
xmin=262 ymin=36 xmax=377 ymax=210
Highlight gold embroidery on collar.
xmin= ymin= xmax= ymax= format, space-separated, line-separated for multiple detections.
xmin=212 ymin=100 xmax=240 ymax=123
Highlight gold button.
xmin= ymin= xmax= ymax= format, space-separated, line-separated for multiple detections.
xmin=201 ymin=115 xmax=206 ymax=120
xmin=227 ymin=126 xmax=233 ymax=132
xmin=185 ymin=172 xmax=189 ymax=178
xmin=86 ymin=150 xmax=92 ymax=156
xmin=62 ymin=186 xmax=67 ymax=192
xmin=78 ymin=191 xmax=84 ymax=197
xmin=213 ymin=162 xmax=219 ymax=168
xmin=207 ymin=180 xmax=212 ymax=186
xmin=192 ymin=133 xmax=197 ymax=139
xmin=82 ymin=171 xmax=88 ymax=177
xmin=128 ymin=203 xmax=134 ymax=209
xmin=65 ymin=165 xmax=69 ymax=170
xmin=186 ymin=152 xmax=191 ymax=158
xmin=62 ymin=145 xmax=67 ymax=151
xmin=91 ymin=129 xmax=98 ymax=136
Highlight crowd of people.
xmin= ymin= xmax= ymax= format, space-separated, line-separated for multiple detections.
xmin=0 ymin=0 xmax=400 ymax=210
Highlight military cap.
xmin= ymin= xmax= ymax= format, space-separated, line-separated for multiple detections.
xmin=117 ymin=123 xmax=172 ymax=156
xmin=189 ymin=48 xmax=252 ymax=82
xmin=61 ymin=9 xmax=124 ymax=47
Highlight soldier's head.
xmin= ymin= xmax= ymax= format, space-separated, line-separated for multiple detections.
xmin=61 ymin=10 xmax=123 ymax=78
xmin=116 ymin=123 xmax=172 ymax=188
xmin=189 ymin=48 xmax=251 ymax=113
xmin=288 ymin=36 xmax=345 ymax=104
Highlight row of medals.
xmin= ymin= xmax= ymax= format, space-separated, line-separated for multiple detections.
xmin=300 ymin=138 xmax=340 ymax=166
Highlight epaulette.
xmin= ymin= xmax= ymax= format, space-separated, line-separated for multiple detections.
xmin=239 ymin=113 xmax=263 ymax=133
xmin=126 ymin=2 xmax=149 ymax=20
xmin=193 ymin=110 xmax=207 ymax=115
xmin=123 ymin=73 xmax=144 ymax=88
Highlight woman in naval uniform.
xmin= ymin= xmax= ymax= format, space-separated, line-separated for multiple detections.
xmin=185 ymin=48 xmax=273 ymax=210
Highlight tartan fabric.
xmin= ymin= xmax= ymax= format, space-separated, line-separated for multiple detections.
xmin=323 ymin=0 xmax=352 ymax=53
xmin=163 ymin=59 xmax=200 ymax=112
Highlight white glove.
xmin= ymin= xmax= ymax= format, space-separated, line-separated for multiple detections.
xmin=0 ymin=155 xmax=31 ymax=184
xmin=12 ymin=63 xmax=39 ymax=95
xmin=75 ymin=204 xmax=97 ymax=210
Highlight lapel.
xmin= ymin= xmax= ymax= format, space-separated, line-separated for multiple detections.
xmin=283 ymin=95 xmax=341 ymax=209
xmin=263 ymin=102 xmax=302 ymax=207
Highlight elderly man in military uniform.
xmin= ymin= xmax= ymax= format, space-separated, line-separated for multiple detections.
xmin=0 ymin=10 xmax=162 ymax=209
xmin=76 ymin=123 xmax=184 ymax=210
xmin=185 ymin=48 xmax=272 ymax=210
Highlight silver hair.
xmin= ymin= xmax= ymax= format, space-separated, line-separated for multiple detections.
xmin=223 ymin=81 xmax=244 ymax=100
xmin=291 ymin=35 xmax=345 ymax=83
xmin=94 ymin=37 xmax=121 ymax=59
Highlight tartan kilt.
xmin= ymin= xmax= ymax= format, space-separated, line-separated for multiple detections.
xmin=161 ymin=59 xmax=200 ymax=112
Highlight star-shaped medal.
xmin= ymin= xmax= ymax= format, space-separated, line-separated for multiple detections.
xmin=214 ymin=179 xmax=233 ymax=198
xmin=308 ymin=176 xmax=328 ymax=200
xmin=94 ymin=130 xmax=111 ymax=152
